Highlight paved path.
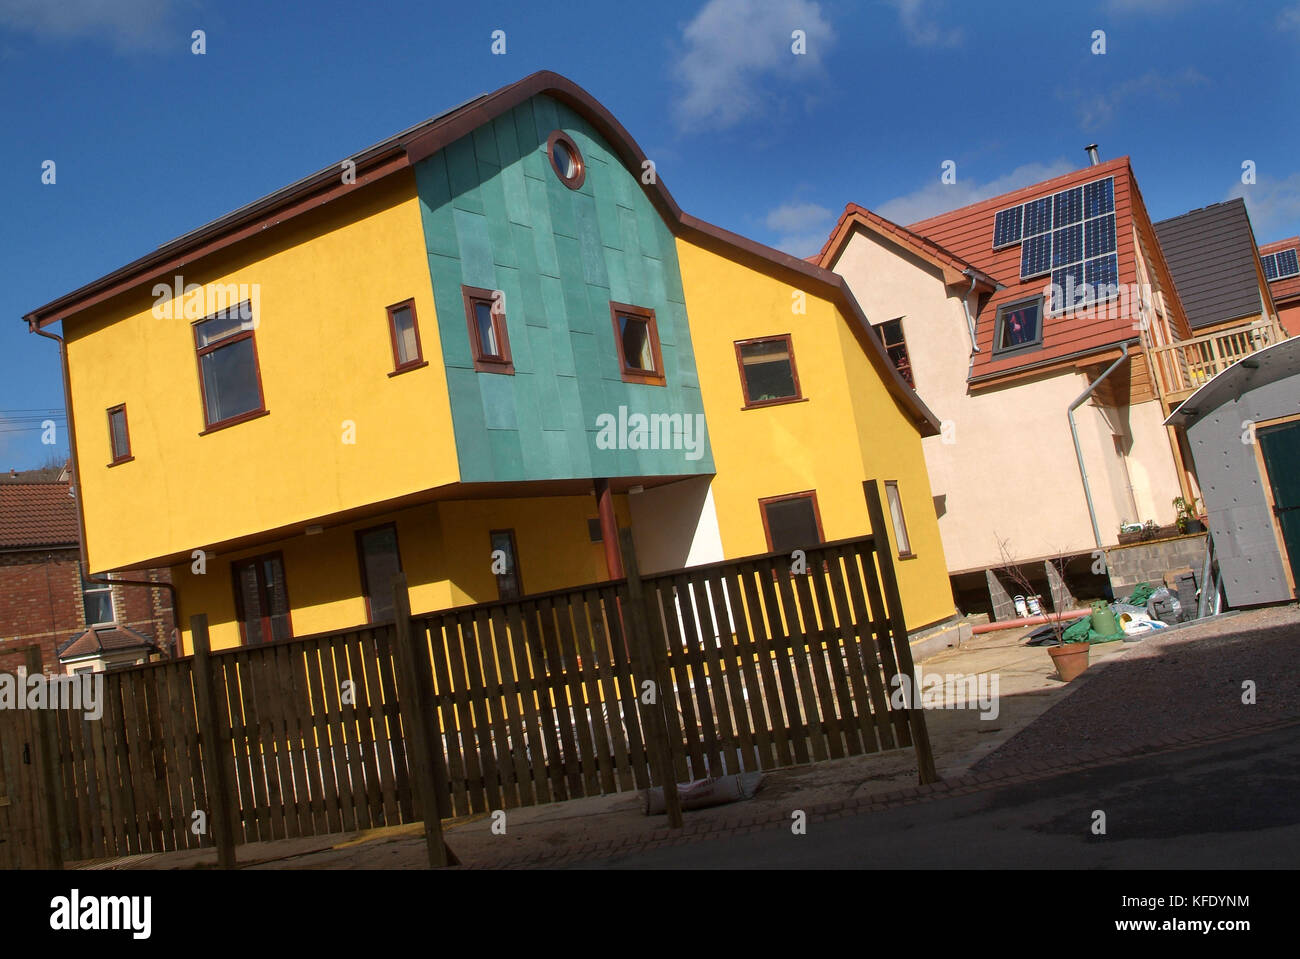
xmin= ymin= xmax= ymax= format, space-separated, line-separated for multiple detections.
xmin=577 ymin=721 xmax=1300 ymax=868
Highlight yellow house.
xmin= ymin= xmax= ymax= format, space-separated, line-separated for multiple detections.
xmin=24 ymin=71 xmax=954 ymax=653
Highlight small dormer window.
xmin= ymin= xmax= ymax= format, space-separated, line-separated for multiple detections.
xmin=546 ymin=131 xmax=585 ymax=190
xmin=993 ymin=296 xmax=1044 ymax=356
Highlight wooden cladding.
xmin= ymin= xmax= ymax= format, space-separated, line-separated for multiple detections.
xmin=0 ymin=532 xmax=923 ymax=865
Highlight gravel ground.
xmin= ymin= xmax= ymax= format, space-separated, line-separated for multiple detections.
xmin=972 ymin=603 xmax=1300 ymax=774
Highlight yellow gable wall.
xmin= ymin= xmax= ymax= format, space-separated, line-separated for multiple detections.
xmin=64 ymin=171 xmax=459 ymax=574
xmin=675 ymin=237 xmax=954 ymax=631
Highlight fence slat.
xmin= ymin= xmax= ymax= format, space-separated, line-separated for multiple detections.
xmin=489 ymin=606 xmax=537 ymax=807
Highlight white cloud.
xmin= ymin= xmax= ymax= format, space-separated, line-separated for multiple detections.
xmin=0 ymin=0 xmax=177 ymax=52
xmin=875 ymin=159 xmax=1076 ymax=226
xmin=763 ymin=201 xmax=835 ymax=257
xmin=1280 ymin=4 xmax=1300 ymax=32
xmin=887 ymin=0 xmax=962 ymax=48
xmin=1075 ymin=67 xmax=1209 ymax=130
xmin=672 ymin=0 xmax=834 ymax=130
xmin=1227 ymin=172 xmax=1300 ymax=239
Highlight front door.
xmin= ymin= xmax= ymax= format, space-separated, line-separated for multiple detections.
xmin=1257 ymin=419 xmax=1300 ymax=596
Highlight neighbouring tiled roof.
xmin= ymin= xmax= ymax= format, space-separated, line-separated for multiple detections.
xmin=817 ymin=204 xmax=997 ymax=287
xmin=1154 ymin=199 xmax=1263 ymax=331
xmin=0 ymin=482 xmax=79 ymax=550
xmin=1259 ymin=235 xmax=1300 ymax=307
xmin=904 ymin=156 xmax=1156 ymax=382
xmin=57 ymin=625 xmax=157 ymax=661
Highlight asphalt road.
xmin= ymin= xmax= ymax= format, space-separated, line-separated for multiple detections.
xmin=583 ymin=722 xmax=1300 ymax=868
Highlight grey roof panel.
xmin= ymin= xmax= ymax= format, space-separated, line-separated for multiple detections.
xmin=1154 ymin=198 xmax=1262 ymax=331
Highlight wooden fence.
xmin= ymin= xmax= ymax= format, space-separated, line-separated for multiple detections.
xmin=0 ymin=482 xmax=932 ymax=867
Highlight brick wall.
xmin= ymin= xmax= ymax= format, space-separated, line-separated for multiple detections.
xmin=1106 ymin=533 xmax=1208 ymax=600
xmin=0 ymin=549 xmax=174 ymax=675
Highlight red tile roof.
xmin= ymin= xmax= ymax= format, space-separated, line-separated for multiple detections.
xmin=817 ymin=203 xmax=998 ymax=288
xmin=902 ymin=157 xmax=1175 ymax=383
xmin=57 ymin=625 xmax=157 ymax=661
xmin=1260 ymin=236 xmax=1300 ymax=306
xmin=0 ymin=482 xmax=79 ymax=550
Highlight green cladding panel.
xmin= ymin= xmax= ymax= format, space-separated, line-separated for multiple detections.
xmin=414 ymin=95 xmax=713 ymax=483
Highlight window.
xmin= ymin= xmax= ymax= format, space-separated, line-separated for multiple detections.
xmin=462 ymin=286 xmax=514 ymax=374
xmin=736 ymin=334 xmax=801 ymax=407
xmin=610 ymin=302 xmax=665 ymax=385
xmin=993 ymin=296 xmax=1044 ymax=356
xmin=232 ymin=553 xmax=292 ymax=645
xmin=885 ymin=481 xmax=913 ymax=559
xmin=386 ymin=299 xmax=426 ymax=375
xmin=357 ymin=524 xmax=403 ymax=623
xmin=546 ymin=130 xmax=585 ymax=190
xmin=82 ymin=569 xmax=114 ymax=627
xmin=193 ymin=302 xmax=267 ymax=432
xmin=490 ymin=529 xmax=523 ymax=601
xmin=107 ymin=404 xmax=132 ymax=465
xmin=759 ymin=492 xmax=824 ymax=555
xmin=874 ymin=320 xmax=914 ymax=388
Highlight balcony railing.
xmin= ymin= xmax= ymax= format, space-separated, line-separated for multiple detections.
xmin=1149 ymin=318 xmax=1288 ymax=405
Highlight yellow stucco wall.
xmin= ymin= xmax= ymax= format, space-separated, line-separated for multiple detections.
xmin=173 ymin=492 xmax=631 ymax=652
xmin=675 ymin=237 xmax=955 ymax=631
xmin=64 ymin=171 xmax=459 ymax=574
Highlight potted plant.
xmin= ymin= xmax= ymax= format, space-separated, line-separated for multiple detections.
xmin=996 ymin=538 xmax=1090 ymax=681
xmin=1173 ymin=496 xmax=1203 ymax=534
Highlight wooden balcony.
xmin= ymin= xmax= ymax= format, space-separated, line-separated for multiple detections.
xmin=1149 ymin=318 xmax=1289 ymax=406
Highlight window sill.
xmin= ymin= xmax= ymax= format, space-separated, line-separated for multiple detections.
xmin=897 ymin=552 xmax=918 ymax=561
xmin=199 ymin=408 xmax=270 ymax=436
xmin=388 ymin=360 xmax=429 ymax=378
xmin=472 ymin=358 xmax=516 ymax=375
xmin=741 ymin=396 xmax=808 ymax=410
xmin=107 ymin=456 xmax=134 ymax=468
xmin=620 ymin=370 xmax=666 ymax=386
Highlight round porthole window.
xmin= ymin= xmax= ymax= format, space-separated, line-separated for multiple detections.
xmin=546 ymin=130 xmax=585 ymax=190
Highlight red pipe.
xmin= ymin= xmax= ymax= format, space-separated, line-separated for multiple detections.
xmin=972 ymin=608 xmax=1091 ymax=634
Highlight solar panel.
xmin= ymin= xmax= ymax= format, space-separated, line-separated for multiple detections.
xmin=1022 ymin=197 xmax=1053 ymax=238
xmin=1085 ymin=253 xmax=1119 ymax=294
xmin=1021 ymin=233 xmax=1052 ymax=279
xmin=1050 ymin=263 xmax=1085 ymax=312
xmin=1262 ymin=253 xmax=1279 ymax=281
xmin=993 ymin=206 xmax=1023 ymax=248
xmin=1275 ymin=248 xmax=1299 ymax=279
xmin=1053 ymin=187 xmax=1084 ymax=226
xmin=1084 ymin=178 xmax=1114 ymax=218
xmin=1085 ymin=214 xmax=1116 ymax=257
xmin=1052 ymin=224 xmax=1083 ymax=267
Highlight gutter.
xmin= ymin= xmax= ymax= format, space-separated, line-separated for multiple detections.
xmin=960 ymin=270 xmax=982 ymax=355
xmin=1068 ymin=340 xmax=1135 ymax=550
xmin=29 ymin=320 xmax=180 ymax=659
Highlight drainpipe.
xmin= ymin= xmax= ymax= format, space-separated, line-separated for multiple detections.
xmin=960 ymin=271 xmax=981 ymax=355
xmin=29 ymin=320 xmax=181 ymax=659
xmin=1068 ymin=341 xmax=1134 ymax=550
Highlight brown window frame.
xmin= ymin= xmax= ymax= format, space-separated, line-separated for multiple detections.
xmin=546 ymin=130 xmax=586 ymax=191
xmin=230 ymin=551 xmax=293 ymax=646
xmin=735 ymin=333 xmax=804 ymax=408
xmin=192 ymin=302 xmax=269 ymax=435
xmin=758 ymin=490 xmax=826 ymax=555
xmin=609 ymin=302 xmax=666 ymax=386
xmin=385 ymin=298 xmax=428 ymax=376
xmin=462 ymin=286 xmax=515 ymax=374
xmin=490 ymin=528 xmax=524 ymax=601
xmin=884 ymin=480 xmax=915 ymax=559
xmin=356 ymin=522 xmax=404 ymax=624
xmin=874 ymin=319 xmax=914 ymax=389
xmin=106 ymin=403 xmax=133 ymax=466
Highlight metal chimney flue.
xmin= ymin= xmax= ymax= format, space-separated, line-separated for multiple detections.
xmin=1085 ymin=144 xmax=1101 ymax=166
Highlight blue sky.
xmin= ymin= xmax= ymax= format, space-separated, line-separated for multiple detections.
xmin=2 ymin=0 xmax=1298 ymax=469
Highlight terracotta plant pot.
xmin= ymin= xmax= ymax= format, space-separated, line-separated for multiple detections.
xmin=1048 ymin=641 xmax=1090 ymax=682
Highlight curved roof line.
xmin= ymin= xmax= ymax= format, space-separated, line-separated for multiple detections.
xmin=22 ymin=71 xmax=940 ymax=435
xmin=1164 ymin=334 xmax=1300 ymax=428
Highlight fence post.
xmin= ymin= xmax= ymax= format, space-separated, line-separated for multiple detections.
xmin=619 ymin=528 xmax=683 ymax=829
xmin=23 ymin=646 xmax=63 ymax=869
xmin=389 ymin=574 xmax=457 ymax=867
xmin=190 ymin=615 xmax=238 ymax=868
xmin=862 ymin=481 xmax=939 ymax=785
